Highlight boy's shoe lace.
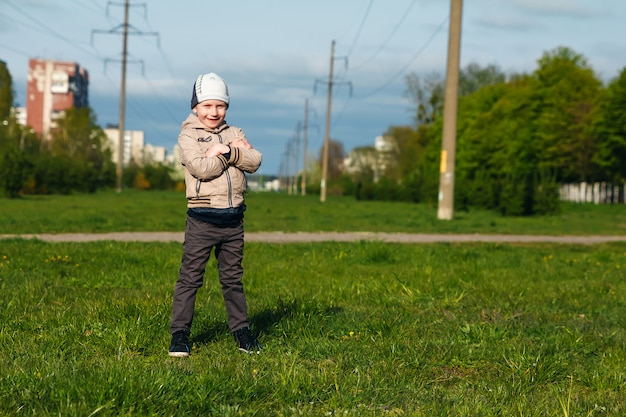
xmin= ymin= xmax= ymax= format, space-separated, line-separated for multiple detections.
xmin=233 ymin=327 xmax=262 ymax=354
xmin=168 ymin=330 xmax=190 ymax=357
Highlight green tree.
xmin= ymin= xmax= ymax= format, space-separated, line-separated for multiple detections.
xmin=0 ymin=64 xmax=34 ymax=197
xmin=533 ymin=46 xmax=603 ymax=182
xmin=144 ymin=163 xmax=176 ymax=190
xmin=46 ymin=107 xmax=115 ymax=192
xmin=459 ymin=62 xmax=506 ymax=96
xmin=404 ymin=72 xmax=444 ymax=127
xmin=318 ymin=139 xmax=345 ymax=181
xmin=384 ymin=126 xmax=428 ymax=180
xmin=405 ymin=63 xmax=506 ymax=129
xmin=426 ymin=65 xmax=565 ymax=214
xmin=0 ymin=60 xmax=14 ymax=119
xmin=593 ymin=67 xmax=626 ymax=182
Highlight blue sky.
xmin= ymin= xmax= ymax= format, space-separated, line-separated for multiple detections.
xmin=1 ymin=0 xmax=625 ymax=176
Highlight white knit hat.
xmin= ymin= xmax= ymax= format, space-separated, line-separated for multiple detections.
xmin=190 ymin=72 xmax=229 ymax=109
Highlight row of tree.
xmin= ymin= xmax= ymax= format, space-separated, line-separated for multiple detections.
xmin=3 ymin=47 xmax=626 ymax=216
xmin=0 ymin=60 xmax=177 ymax=197
xmin=339 ymin=47 xmax=626 ymax=215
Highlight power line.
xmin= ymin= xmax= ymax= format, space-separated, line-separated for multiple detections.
xmin=138 ymin=75 xmax=181 ymax=124
xmin=354 ymin=15 xmax=449 ymax=99
xmin=350 ymin=0 xmax=418 ymax=71
xmin=0 ymin=41 xmax=29 ymax=58
xmin=3 ymin=0 xmax=104 ymax=61
xmin=132 ymin=8 xmax=187 ymax=103
xmin=67 ymin=0 xmax=105 ymax=15
xmin=346 ymin=0 xmax=375 ymax=57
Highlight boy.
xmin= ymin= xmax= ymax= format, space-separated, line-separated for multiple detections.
xmin=169 ymin=72 xmax=263 ymax=357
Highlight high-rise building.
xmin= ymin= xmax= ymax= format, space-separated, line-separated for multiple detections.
xmin=104 ymin=126 xmax=145 ymax=166
xmin=26 ymin=58 xmax=89 ymax=139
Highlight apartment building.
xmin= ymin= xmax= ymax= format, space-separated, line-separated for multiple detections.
xmin=26 ymin=58 xmax=89 ymax=139
xmin=104 ymin=126 xmax=167 ymax=166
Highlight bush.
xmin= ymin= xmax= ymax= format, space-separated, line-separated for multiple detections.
xmin=0 ymin=145 xmax=31 ymax=198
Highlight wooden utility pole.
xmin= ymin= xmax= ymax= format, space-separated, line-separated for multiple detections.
xmin=115 ymin=0 xmax=129 ymax=193
xmin=92 ymin=0 xmax=158 ymax=193
xmin=301 ymin=98 xmax=308 ymax=196
xmin=320 ymin=40 xmax=335 ymax=203
xmin=437 ymin=0 xmax=463 ymax=220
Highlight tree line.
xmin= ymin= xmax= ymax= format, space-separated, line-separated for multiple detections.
xmin=0 ymin=60 xmax=177 ymax=198
xmin=335 ymin=46 xmax=626 ymax=215
xmin=3 ymin=47 xmax=626 ymax=216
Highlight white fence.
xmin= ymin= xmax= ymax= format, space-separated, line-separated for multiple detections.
xmin=560 ymin=182 xmax=625 ymax=204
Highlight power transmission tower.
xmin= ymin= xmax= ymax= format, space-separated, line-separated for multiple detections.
xmin=286 ymin=139 xmax=293 ymax=195
xmin=301 ymin=98 xmax=309 ymax=196
xmin=437 ymin=0 xmax=463 ymax=220
xmin=316 ymin=40 xmax=351 ymax=203
xmin=92 ymin=0 xmax=159 ymax=193
xmin=293 ymin=121 xmax=301 ymax=195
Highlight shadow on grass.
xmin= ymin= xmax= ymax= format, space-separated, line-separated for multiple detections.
xmin=191 ymin=321 xmax=230 ymax=346
xmin=191 ymin=298 xmax=344 ymax=346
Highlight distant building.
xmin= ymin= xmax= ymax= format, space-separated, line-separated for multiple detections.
xmin=168 ymin=144 xmax=181 ymax=166
xmin=104 ymin=126 xmax=145 ymax=167
xmin=144 ymin=143 xmax=167 ymax=165
xmin=169 ymin=144 xmax=184 ymax=180
xmin=343 ymin=135 xmax=396 ymax=182
xmin=12 ymin=107 xmax=26 ymax=126
xmin=104 ymin=126 xmax=168 ymax=166
xmin=26 ymin=58 xmax=89 ymax=139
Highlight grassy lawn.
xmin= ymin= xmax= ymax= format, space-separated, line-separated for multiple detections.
xmin=0 ymin=191 xmax=625 ymax=415
xmin=0 ymin=190 xmax=625 ymax=235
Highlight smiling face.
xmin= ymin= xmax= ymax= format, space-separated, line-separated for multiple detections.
xmin=194 ymin=99 xmax=227 ymax=130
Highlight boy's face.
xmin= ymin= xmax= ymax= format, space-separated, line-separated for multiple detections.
xmin=194 ymin=100 xmax=227 ymax=129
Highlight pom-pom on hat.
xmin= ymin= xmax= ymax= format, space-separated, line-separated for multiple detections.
xmin=190 ymin=72 xmax=229 ymax=109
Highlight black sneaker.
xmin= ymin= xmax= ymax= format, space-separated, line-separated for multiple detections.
xmin=168 ymin=330 xmax=190 ymax=357
xmin=233 ymin=327 xmax=262 ymax=353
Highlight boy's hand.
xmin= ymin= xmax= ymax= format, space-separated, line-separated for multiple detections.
xmin=205 ymin=143 xmax=230 ymax=157
xmin=230 ymin=138 xmax=253 ymax=149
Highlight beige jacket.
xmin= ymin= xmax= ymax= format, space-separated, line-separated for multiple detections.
xmin=178 ymin=113 xmax=262 ymax=209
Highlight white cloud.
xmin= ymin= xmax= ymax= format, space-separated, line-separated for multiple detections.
xmin=473 ymin=15 xmax=539 ymax=31
xmin=514 ymin=0 xmax=593 ymax=17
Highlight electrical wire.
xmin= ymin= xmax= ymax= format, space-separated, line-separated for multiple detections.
xmin=327 ymin=11 xmax=448 ymax=131
xmin=350 ymin=0 xmax=418 ymax=72
xmin=4 ymin=0 xmax=103 ymax=61
xmin=346 ymin=0 xmax=375 ymax=58
xmin=67 ymin=0 xmax=105 ymax=15
xmin=102 ymin=72 xmax=175 ymax=146
xmin=354 ymin=14 xmax=448 ymax=99
xmin=0 ymin=41 xmax=30 ymax=58
xmin=331 ymin=1 xmax=432 ymax=124
xmin=138 ymin=75 xmax=182 ymax=125
xmin=133 ymin=7 xmax=187 ymax=103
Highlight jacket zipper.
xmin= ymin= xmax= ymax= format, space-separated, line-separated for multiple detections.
xmin=218 ymin=134 xmax=234 ymax=208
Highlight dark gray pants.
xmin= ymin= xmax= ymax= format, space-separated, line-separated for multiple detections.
xmin=170 ymin=216 xmax=249 ymax=334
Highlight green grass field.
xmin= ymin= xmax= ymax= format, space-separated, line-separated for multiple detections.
xmin=1 ymin=191 xmax=625 ymax=416
xmin=1 ymin=190 xmax=625 ymax=235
